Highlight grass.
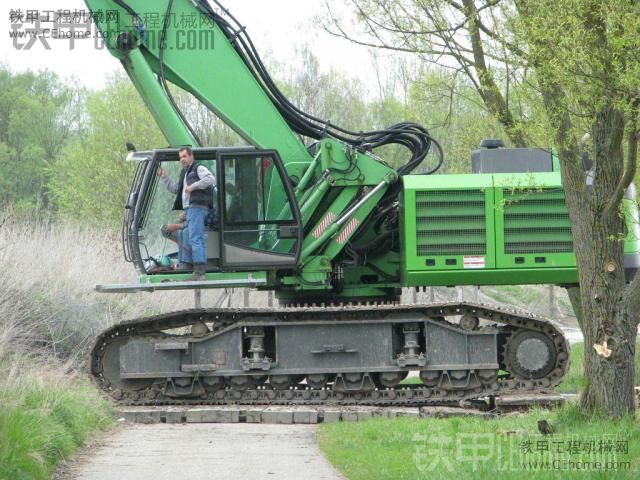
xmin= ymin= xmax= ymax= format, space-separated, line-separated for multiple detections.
xmin=322 ymin=340 xmax=640 ymax=479
xmin=0 ymin=287 xmax=114 ymax=480
xmin=317 ymin=404 xmax=640 ymax=479
xmin=477 ymin=285 xmax=576 ymax=321
xmin=0 ymin=212 xmax=177 ymax=480
xmin=0 ymin=210 xmax=200 ymax=354
xmin=402 ymin=284 xmax=578 ymax=324
xmin=555 ymin=343 xmax=588 ymax=394
xmin=0 ymin=368 xmax=114 ymax=480
xmin=0 ymin=213 xmax=124 ymax=479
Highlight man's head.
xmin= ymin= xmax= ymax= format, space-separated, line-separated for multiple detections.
xmin=179 ymin=147 xmax=194 ymax=168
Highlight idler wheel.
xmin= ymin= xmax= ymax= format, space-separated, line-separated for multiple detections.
xmin=505 ymin=331 xmax=557 ymax=379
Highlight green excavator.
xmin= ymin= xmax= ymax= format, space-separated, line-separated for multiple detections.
xmin=85 ymin=0 xmax=640 ymax=405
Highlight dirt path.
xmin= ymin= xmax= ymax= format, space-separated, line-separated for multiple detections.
xmin=62 ymin=424 xmax=343 ymax=480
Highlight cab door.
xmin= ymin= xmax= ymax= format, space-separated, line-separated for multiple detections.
xmin=217 ymin=149 xmax=302 ymax=270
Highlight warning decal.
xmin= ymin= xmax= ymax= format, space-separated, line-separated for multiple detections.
xmin=463 ymin=256 xmax=485 ymax=269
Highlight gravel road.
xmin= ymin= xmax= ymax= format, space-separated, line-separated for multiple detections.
xmin=63 ymin=423 xmax=343 ymax=480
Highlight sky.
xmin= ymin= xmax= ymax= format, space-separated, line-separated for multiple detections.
xmin=1 ymin=0 xmax=382 ymax=91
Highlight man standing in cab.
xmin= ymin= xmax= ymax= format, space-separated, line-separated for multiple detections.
xmin=159 ymin=147 xmax=215 ymax=280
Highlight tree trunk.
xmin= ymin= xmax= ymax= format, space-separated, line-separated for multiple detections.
xmin=530 ymin=56 xmax=637 ymax=416
xmin=580 ymin=305 xmax=636 ymax=415
xmin=568 ymin=154 xmax=636 ymax=417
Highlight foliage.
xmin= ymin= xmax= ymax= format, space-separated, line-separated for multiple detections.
xmin=169 ymin=84 xmax=246 ymax=147
xmin=48 ymin=73 xmax=165 ymax=229
xmin=279 ymin=45 xmax=370 ymax=134
xmin=1 ymin=47 xmax=512 ymax=228
xmin=0 ymin=67 xmax=81 ymax=211
xmin=407 ymin=70 xmax=509 ymax=173
xmin=322 ymin=0 xmax=539 ymax=148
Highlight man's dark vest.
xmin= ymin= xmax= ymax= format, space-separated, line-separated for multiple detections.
xmin=173 ymin=161 xmax=214 ymax=210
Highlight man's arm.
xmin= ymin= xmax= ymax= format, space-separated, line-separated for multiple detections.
xmin=188 ymin=165 xmax=215 ymax=191
xmin=161 ymin=174 xmax=180 ymax=194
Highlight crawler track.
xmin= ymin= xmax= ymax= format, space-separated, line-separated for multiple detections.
xmin=90 ymin=302 xmax=570 ymax=407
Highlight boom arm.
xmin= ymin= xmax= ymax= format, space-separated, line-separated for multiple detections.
xmin=84 ymin=0 xmax=313 ymax=174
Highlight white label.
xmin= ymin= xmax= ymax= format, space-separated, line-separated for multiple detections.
xmin=463 ymin=256 xmax=485 ymax=269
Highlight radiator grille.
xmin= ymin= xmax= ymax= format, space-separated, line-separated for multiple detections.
xmin=503 ymin=189 xmax=573 ymax=254
xmin=415 ymin=190 xmax=486 ymax=256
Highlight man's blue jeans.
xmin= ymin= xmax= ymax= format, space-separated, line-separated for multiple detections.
xmin=186 ymin=206 xmax=209 ymax=265
xmin=177 ymin=225 xmax=192 ymax=265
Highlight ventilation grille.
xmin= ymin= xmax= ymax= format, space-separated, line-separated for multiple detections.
xmin=503 ymin=189 xmax=573 ymax=254
xmin=415 ymin=190 xmax=486 ymax=256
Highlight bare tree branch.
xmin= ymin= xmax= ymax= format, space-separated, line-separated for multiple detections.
xmin=475 ymin=17 xmax=528 ymax=59
xmin=605 ymin=97 xmax=639 ymax=219
xmin=461 ymin=0 xmax=527 ymax=145
xmin=537 ymin=75 xmax=588 ymax=198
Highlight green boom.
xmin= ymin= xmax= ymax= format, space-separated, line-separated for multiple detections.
xmin=85 ymin=0 xmax=312 ymax=173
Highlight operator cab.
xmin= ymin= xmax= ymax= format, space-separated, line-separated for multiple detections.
xmin=123 ymin=147 xmax=303 ymax=275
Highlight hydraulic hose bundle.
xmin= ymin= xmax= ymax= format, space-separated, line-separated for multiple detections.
xmin=194 ymin=0 xmax=443 ymax=178
xmin=193 ymin=0 xmax=444 ymax=259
